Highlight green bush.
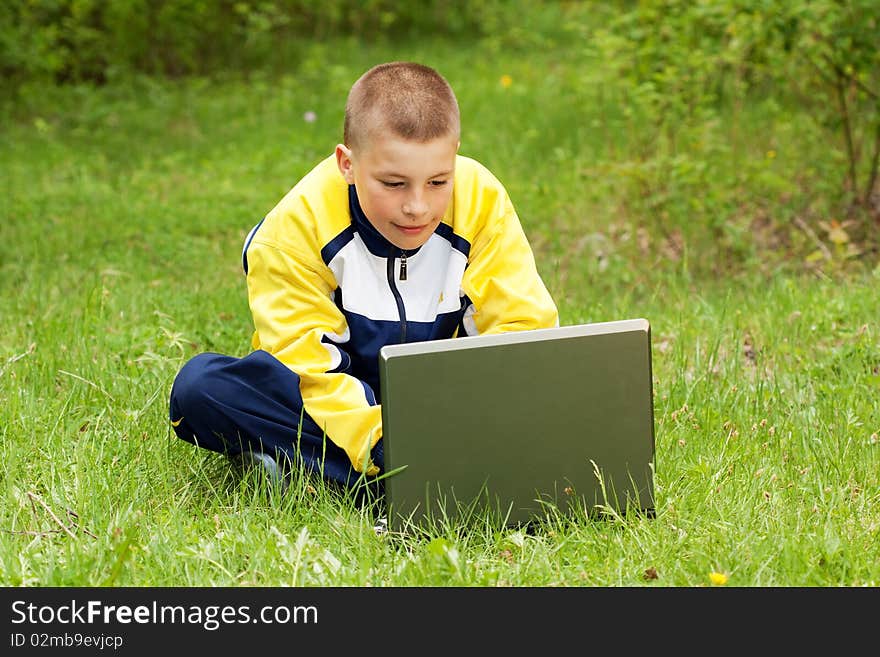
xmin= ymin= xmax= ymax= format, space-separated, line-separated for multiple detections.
xmin=0 ymin=0 xmax=515 ymax=88
xmin=578 ymin=0 xmax=879 ymax=248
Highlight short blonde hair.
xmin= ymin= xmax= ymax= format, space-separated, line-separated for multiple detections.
xmin=343 ymin=62 xmax=460 ymax=150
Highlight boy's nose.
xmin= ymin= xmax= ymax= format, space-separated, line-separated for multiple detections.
xmin=402 ymin=194 xmax=429 ymax=218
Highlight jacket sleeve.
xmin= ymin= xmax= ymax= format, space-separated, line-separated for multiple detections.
xmin=460 ymin=185 xmax=559 ymax=335
xmin=245 ymin=238 xmax=382 ymax=475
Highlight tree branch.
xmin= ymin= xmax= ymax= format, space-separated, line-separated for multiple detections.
xmin=27 ymin=492 xmax=77 ymax=540
xmin=866 ymin=118 xmax=880 ymax=206
xmin=822 ymin=52 xmax=879 ymax=101
xmin=792 ymin=215 xmax=832 ymax=260
xmin=834 ymin=72 xmax=858 ymax=194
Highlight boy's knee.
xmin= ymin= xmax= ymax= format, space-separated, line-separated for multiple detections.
xmin=169 ymin=352 xmax=223 ymax=415
xmin=169 ymin=353 xmax=244 ymax=454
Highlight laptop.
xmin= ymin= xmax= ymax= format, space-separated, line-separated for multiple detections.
xmin=377 ymin=318 xmax=656 ymax=532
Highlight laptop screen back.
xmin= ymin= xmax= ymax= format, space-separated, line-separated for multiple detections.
xmin=378 ymin=319 xmax=656 ymax=531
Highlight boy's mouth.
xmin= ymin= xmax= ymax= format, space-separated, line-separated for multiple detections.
xmin=394 ymin=223 xmax=429 ymax=235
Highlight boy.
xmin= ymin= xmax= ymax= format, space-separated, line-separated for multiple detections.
xmin=169 ymin=62 xmax=558 ymax=492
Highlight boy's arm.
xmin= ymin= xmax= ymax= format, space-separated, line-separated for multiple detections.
xmin=460 ymin=188 xmax=558 ymax=335
xmin=245 ymin=239 xmax=382 ymax=475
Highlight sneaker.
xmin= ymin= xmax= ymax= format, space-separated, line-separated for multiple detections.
xmin=231 ymin=450 xmax=289 ymax=493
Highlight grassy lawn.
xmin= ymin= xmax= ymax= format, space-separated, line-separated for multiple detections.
xmin=2 ymin=37 xmax=878 ymax=586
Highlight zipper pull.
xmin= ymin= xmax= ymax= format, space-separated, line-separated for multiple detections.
xmin=399 ymin=253 xmax=407 ymax=281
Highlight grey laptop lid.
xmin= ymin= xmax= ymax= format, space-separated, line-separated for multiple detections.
xmin=378 ymin=318 xmax=656 ymax=532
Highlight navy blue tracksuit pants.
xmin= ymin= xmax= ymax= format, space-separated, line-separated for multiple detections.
xmin=168 ymin=350 xmax=384 ymax=488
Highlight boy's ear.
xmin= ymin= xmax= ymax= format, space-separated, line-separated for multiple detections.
xmin=335 ymin=144 xmax=355 ymax=184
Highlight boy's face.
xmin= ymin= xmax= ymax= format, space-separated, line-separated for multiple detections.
xmin=336 ymin=134 xmax=459 ymax=250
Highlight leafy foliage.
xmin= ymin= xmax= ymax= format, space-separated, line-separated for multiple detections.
xmin=0 ymin=0 xmax=510 ymax=85
xmin=580 ymin=0 xmax=879 ymax=245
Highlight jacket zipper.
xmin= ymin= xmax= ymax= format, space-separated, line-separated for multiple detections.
xmin=386 ymin=250 xmax=407 ymax=342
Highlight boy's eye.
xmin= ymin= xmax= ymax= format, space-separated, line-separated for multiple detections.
xmin=430 ymin=180 xmax=448 ymax=187
xmin=381 ymin=181 xmax=404 ymax=188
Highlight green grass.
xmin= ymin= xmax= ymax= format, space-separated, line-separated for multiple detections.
xmin=2 ymin=37 xmax=879 ymax=587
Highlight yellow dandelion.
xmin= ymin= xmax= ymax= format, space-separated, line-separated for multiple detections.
xmin=500 ymin=74 xmax=513 ymax=88
xmin=766 ymin=149 xmax=776 ymax=159
xmin=709 ymin=571 xmax=728 ymax=586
